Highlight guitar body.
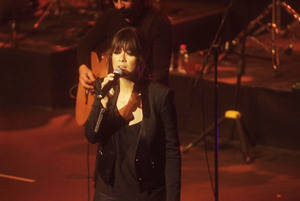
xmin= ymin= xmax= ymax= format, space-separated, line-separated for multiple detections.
xmin=75 ymin=52 xmax=108 ymax=126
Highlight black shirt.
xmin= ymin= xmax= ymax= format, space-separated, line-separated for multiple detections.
xmin=94 ymin=119 xmax=165 ymax=201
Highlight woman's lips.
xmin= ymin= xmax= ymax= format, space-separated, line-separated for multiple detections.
xmin=118 ymin=65 xmax=127 ymax=70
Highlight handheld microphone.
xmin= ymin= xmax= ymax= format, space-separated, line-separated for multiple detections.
xmin=97 ymin=67 xmax=123 ymax=99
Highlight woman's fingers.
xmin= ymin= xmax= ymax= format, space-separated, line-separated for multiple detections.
xmin=101 ymin=73 xmax=115 ymax=89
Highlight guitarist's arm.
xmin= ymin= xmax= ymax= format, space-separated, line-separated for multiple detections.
xmin=77 ymin=9 xmax=128 ymax=89
xmin=77 ymin=12 xmax=109 ymax=89
xmin=76 ymin=10 xmax=130 ymax=126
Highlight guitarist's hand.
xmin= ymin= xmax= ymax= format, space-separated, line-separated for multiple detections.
xmin=79 ymin=64 xmax=96 ymax=90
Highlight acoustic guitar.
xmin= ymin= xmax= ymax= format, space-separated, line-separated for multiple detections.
xmin=75 ymin=52 xmax=108 ymax=126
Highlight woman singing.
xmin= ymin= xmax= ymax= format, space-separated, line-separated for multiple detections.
xmin=84 ymin=27 xmax=181 ymax=201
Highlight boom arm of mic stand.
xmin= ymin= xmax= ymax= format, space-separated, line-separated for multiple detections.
xmin=195 ymin=0 xmax=234 ymax=89
xmin=199 ymin=1 xmax=234 ymax=76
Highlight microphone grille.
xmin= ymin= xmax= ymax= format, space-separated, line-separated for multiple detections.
xmin=114 ymin=67 xmax=123 ymax=76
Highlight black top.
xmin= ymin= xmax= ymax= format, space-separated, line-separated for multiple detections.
xmin=92 ymin=91 xmax=166 ymax=201
xmin=114 ymin=123 xmax=141 ymax=197
xmin=77 ymin=7 xmax=172 ymax=85
xmin=94 ymin=121 xmax=166 ymax=201
xmin=94 ymin=120 xmax=141 ymax=198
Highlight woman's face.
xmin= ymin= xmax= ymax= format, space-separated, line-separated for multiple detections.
xmin=112 ymin=48 xmax=137 ymax=76
xmin=113 ymin=0 xmax=133 ymax=9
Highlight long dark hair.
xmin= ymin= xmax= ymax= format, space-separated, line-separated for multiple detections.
xmin=107 ymin=27 xmax=148 ymax=81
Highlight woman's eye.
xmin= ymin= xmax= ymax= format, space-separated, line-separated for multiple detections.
xmin=126 ymin=50 xmax=135 ymax=56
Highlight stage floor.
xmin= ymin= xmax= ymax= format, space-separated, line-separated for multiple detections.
xmin=0 ymin=107 xmax=300 ymax=201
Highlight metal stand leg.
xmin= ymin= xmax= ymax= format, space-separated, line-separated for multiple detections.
xmin=271 ymin=0 xmax=280 ymax=73
xmin=182 ymin=117 xmax=225 ymax=154
xmin=182 ymin=111 xmax=252 ymax=163
xmin=280 ymin=1 xmax=300 ymax=55
xmin=33 ymin=0 xmax=58 ymax=29
xmin=235 ymin=114 xmax=251 ymax=163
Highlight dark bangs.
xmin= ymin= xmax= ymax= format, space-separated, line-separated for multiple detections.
xmin=110 ymin=27 xmax=142 ymax=57
xmin=108 ymin=27 xmax=146 ymax=74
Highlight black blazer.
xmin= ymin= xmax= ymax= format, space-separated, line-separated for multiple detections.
xmin=85 ymin=81 xmax=181 ymax=201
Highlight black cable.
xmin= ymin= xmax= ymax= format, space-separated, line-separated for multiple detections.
xmin=87 ymin=142 xmax=91 ymax=201
xmin=200 ymin=78 xmax=216 ymax=196
xmin=204 ymin=136 xmax=215 ymax=195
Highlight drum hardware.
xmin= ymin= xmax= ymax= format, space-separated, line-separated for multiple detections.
xmin=232 ymin=0 xmax=300 ymax=75
xmin=201 ymin=0 xmax=300 ymax=76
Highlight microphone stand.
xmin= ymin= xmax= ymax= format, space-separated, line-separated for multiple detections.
xmin=211 ymin=43 xmax=220 ymax=201
xmin=183 ymin=1 xmax=252 ymax=164
xmin=200 ymin=1 xmax=233 ymax=76
xmin=202 ymin=2 xmax=233 ymax=201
